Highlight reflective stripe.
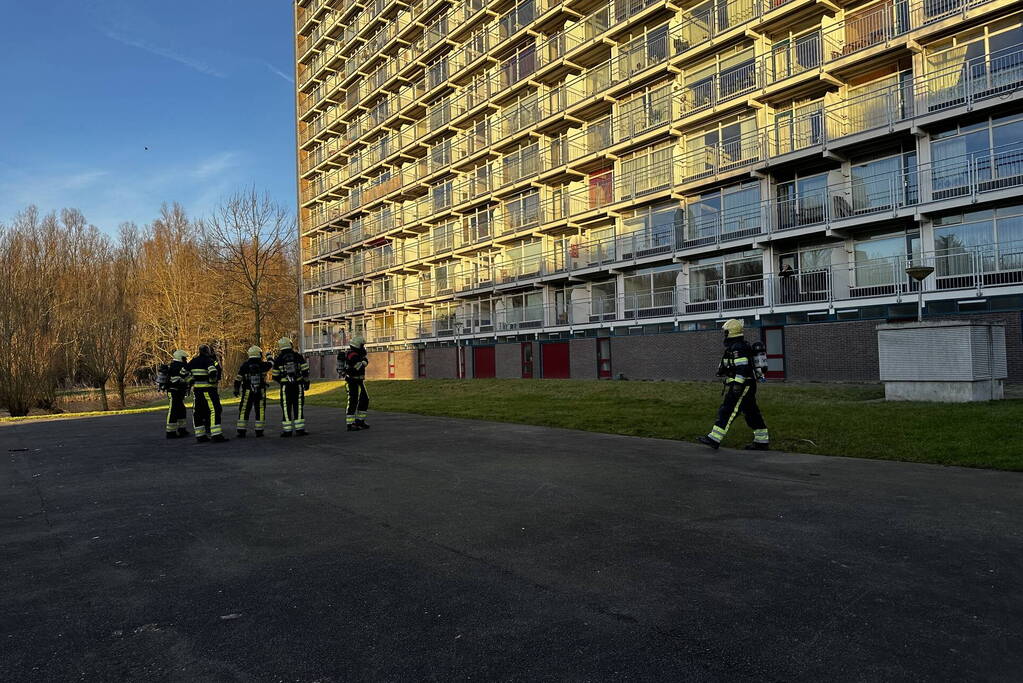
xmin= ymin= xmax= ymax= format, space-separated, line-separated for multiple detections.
xmin=733 ymin=358 xmax=749 ymax=366
xmin=753 ymin=428 xmax=769 ymax=444
xmin=730 ymin=376 xmax=746 ymax=384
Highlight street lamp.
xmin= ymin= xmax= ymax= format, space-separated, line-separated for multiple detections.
xmin=905 ymin=264 xmax=935 ymax=323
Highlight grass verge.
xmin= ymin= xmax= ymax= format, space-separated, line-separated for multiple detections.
xmin=304 ymin=379 xmax=1023 ymax=471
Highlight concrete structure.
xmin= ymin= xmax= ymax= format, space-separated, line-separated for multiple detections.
xmin=878 ymin=319 xmax=1007 ymax=400
xmin=294 ymin=0 xmax=1023 ymax=382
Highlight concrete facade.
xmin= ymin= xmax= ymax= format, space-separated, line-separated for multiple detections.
xmin=495 ymin=343 xmax=522 ymax=379
xmin=424 ymin=347 xmax=457 ymax=379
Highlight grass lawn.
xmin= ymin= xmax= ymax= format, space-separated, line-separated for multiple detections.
xmin=304 ymin=379 xmax=1023 ymax=471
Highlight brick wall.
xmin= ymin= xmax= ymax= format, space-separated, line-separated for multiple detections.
xmin=495 ymin=342 xmax=521 ymax=378
xmin=306 ymin=353 xmax=324 ymax=379
xmin=366 ymin=351 xmax=389 ymax=380
xmin=784 ymin=320 xmax=880 ymax=382
xmin=393 ymin=350 xmax=417 ymax=380
xmin=425 ymin=347 xmax=457 ymax=379
xmin=610 ymin=332 xmax=722 ymax=381
xmin=570 ymin=338 xmax=597 ymax=379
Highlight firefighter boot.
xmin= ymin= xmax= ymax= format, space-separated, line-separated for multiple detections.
xmin=697 ymin=435 xmax=720 ymax=450
xmin=347 ymin=424 xmax=360 ymax=432
xmin=255 ymin=430 xmax=264 ymax=437
xmin=166 ymin=432 xmax=179 ymax=439
xmin=354 ymin=420 xmax=370 ymax=430
xmin=744 ymin=442 xmax=770 ymax=451
xmin=211 ymin=434 xmax=230 ymax=443
xmin=177 ymin=428 xmax=190 ymax=438
xmin=295 ymin=429 xmax=308 ymax=436
xmin=237 ymin=429 xmax=247 ymax=438
xmin=280 ymin=431 xmax=293 ymax=438
xmin=196 ymin=435 xmax=210 ymax=443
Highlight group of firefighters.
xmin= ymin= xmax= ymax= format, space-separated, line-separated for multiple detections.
xmin=160 ymin=319 xmax=770 ymax=450
xmin=159 ymin=335 xmax=370 ymax=442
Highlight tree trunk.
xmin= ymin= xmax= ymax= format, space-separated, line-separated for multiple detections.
xmin=117 ymin=378 xmax=127 ymax=408
xmin=98 ymin=383 xmax=109 ymax=412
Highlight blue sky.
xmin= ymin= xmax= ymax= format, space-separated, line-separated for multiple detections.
xmin=0 ymin=0 xmax=297 ymax=232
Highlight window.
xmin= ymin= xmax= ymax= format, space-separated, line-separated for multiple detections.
xmin=683 ymin=182 xmax=760 ymax=246
xmin=775 ymin=173 xmax=827 ymax=230
xmin=618 ymin=24 xmax=668 ymax=79
xmin=687 ymin=250 xmax=764 ymax=310
xmin=683 ymin=44 xmax=755 ymax=112
xmin=590 ymin=281 xmax=616 ymax=320
xmin=430 ymin=138 xmax=452 ymax=171
xmin=849 ymin=152 xmax=917 ymax=214
xmin=683 ymin=115 xmax=758 ymax=179
xmin=621 ymin=201 xmax=682 ymax=253
xmin=432 ymin=221 xmax=456 ymax=253
xmin=851 ymin=232 xmax=918 ymax=291
xmin=432 ymin=181 xmax=453 ymax=212
xmin=623 ymin=265 xmax=679 ymax=317
xmin=931 ymin=113 xmax=1023 ymax=198
xmin=925 ymin=17 xmax=1023 ymax=108
xmin=618 ymin=143 xmax=673 ymax=198
xmin=427 ymin=57 xmax=449 ymax=90
xmin=777 ymin=246 xmax=832 ymax=303
xmin=463 ymin=207 xmax=493 ymax=243
xmin=774 ymin=99 xmax=823 ymax=154
xmin=500 ymin=44 xmax=536 ymax=87
xmin=505 ymin=191 xmax=541 ymax=231
xmin=933 ymin=205 xmax=1023 ymax=279
xmin=617 ymin=83 xmax=673 ymax=139
xmin=771 ymin=30 xmax=821 ymax=81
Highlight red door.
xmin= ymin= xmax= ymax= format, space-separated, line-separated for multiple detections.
xmin=387 ymin=351 xmax=395 ymax=379
xmin=597 ymin=338 xmax=612 ymax=379
xmin=473 ymin=346 xmax=496 ymax=378
xmin=521 ymin=343 xmax=534 ymax=378
xmin=541 ymin=342 xmax=570 ymax=379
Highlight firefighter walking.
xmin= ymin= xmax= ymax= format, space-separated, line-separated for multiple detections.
xmin=272 ymin=337 xmax=310 ymax=437
xmin=233 ymin=346 xmax=273 ymax=438
xmin=188 ymin=344 xmax=229 ymax=443
xmin=343 ymin=335 xmax=370 ymax=431
xmin=161 ymin=349 xmax=192 ymax=438
xmin=698 ymin=319 xmax=770 ymax=451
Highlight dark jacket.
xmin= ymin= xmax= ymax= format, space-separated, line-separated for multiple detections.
xmin=343 ymin=345 xmax=368 ymax=380
xmin=187 ymin=353 xmax=221 ymax=389
xmin=166 ymin=359 xmax=191 ymax=392
xmin=716 ymin=337 xmax=756 ymax=386
xmin=234 ymin=358 xmax=273 ymax=394
xmin=272 ymin=349 xmax=310 ymax=385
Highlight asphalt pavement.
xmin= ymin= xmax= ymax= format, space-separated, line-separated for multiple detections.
xmin=2 ymin=405 xmax=1022 ymax=682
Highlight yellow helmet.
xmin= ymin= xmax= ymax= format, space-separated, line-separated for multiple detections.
xmin=722 ymin=319 xmax=744 ymax=338
xmin=172 ymin=349 xmax=187 ymax=362
xmin=247 ymin=345 xmax=262 ymax=358
xmin=277 ymin=337 xmax=293 ymax=350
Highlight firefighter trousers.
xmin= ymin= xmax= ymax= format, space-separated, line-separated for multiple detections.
xmin=279 ymin=383 xmax=305 ymax=433
xmin=166 ymin=390 xmax=187 ymax=433
xmin=237 ymin=388 xmax=267 ymax=432
xmin=708 ymin=382 xmax=768 ymax=445
xmin=346 ymin=378 xmax=369 ymax=424
xmin=193 ymin=388 xmax=223 ymax=437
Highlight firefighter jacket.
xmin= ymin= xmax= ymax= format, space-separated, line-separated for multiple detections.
xmin=166 ymin=360 xmax=191 ymax=392
xmin=234 ymin=359 xmax=273 ymax=394
xmin=343 ymin=346 xmax=368 ymax=380
xmin=187 ymin=353 xmax=221 ymax=389
xmin=272 ymin=349 xmax=310 ymax=385
xmin=716 ymin=338 xmax=757 ymax=386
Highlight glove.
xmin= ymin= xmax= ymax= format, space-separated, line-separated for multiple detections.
xmin=302 ymin=380 xmax=310 ymax=390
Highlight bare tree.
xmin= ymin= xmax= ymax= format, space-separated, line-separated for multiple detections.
xmin=200 ymin=189 xmax=294 ymax=346
xmin=108 ymin=224 xmax=146 ymax=407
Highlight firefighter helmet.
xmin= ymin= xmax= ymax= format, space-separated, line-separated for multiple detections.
xmin=277 ymin=337 xmax=293 ymax=350
xmin=722 ymin=319 xmax=744 ymax=338
xmin=172 ymin=349 xmax=187 ymax=362
xmin=247 ymin=345 xmax=262 ymax=358
xmin=351 ymin=335 xmax=365 ymax=348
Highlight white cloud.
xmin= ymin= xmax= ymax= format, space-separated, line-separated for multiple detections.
xmin=264 ymin=61 xmax=295 ymax=84
xmin=0 ymin=151 xmax=245 ymax=232
xmin=102 ymin=29 xmax=228 ymax=78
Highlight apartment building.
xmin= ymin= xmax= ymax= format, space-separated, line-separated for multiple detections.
xmin=295 ymin=0 xmax=1023 ymax=382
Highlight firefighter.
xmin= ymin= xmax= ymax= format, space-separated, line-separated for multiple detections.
xmin=272 ymin=337 xmax=310 ymax=437
xmin=233 ymin=346 xmax=273 ymax=438
xmin=697 ymin=319 xmax=770 ymax=451
xmin=162 ymin=350 xmax=191 ymax=438
xmin=343 ymin=335 xmax=370 ymax=431
xmin=188 ymin=344 xmax=229 ymax=443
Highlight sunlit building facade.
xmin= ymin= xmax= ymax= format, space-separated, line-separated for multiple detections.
xmin=295 ymin=0 xmax=1023 ymax=381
